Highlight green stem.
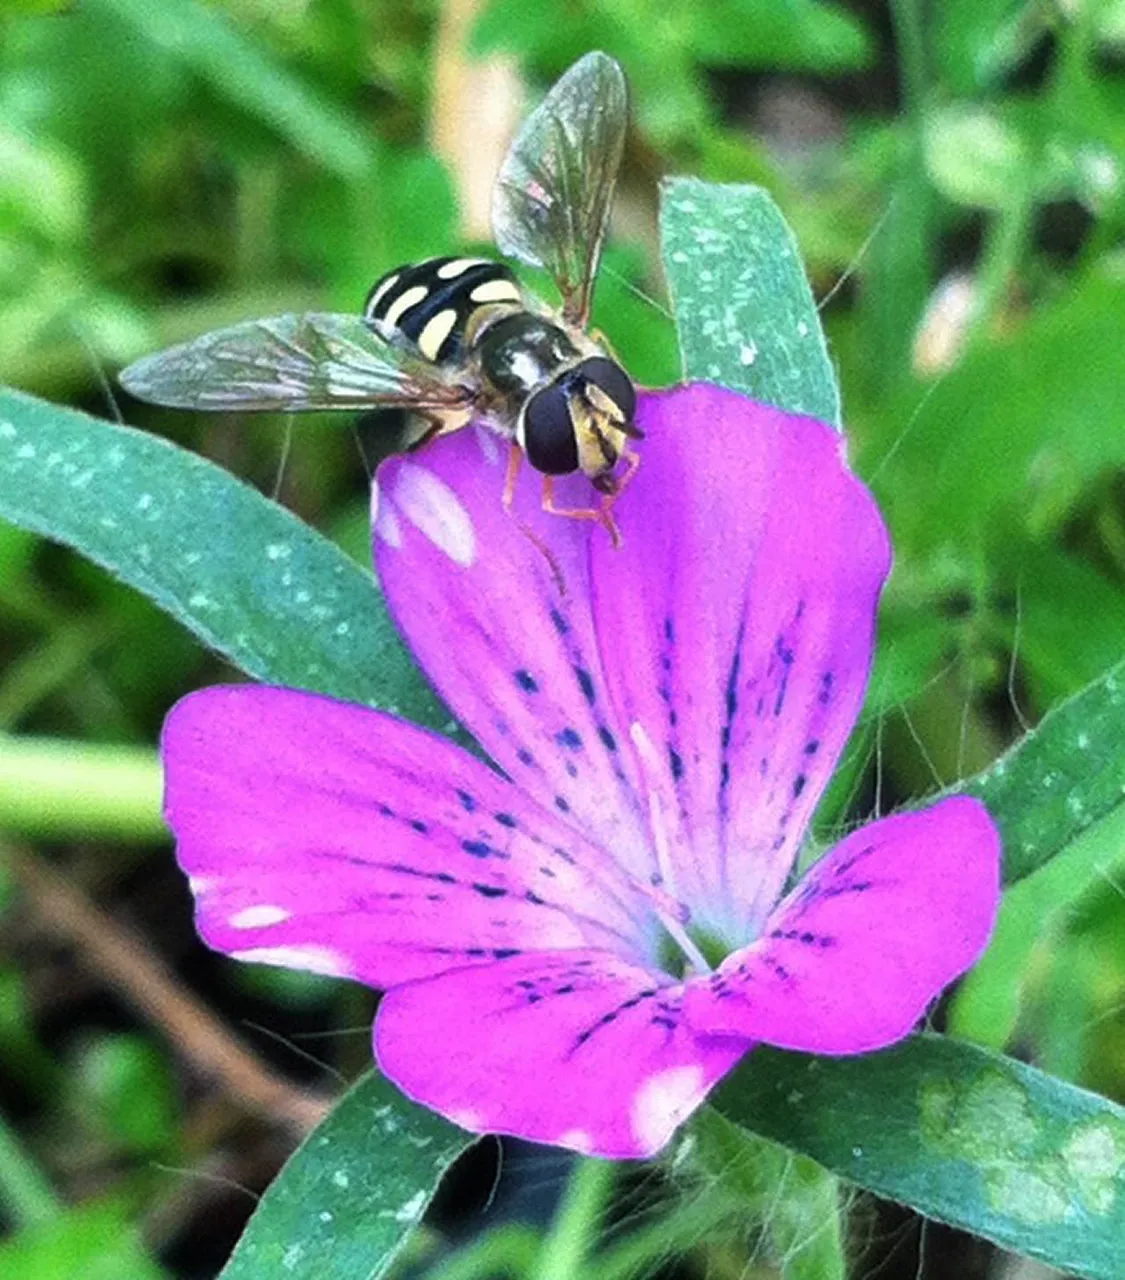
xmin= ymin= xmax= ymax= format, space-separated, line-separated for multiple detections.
xmin=967 ymin=184 xmax=1034 ymax=348
xmin=0 ymin=736 xmax=164 ymax=842
xmin=890 ymin=0 xmax=929 ymax=122
xmin=533 ymin=1157 xmax=615 ymax=1280
xmin=0 ymin=1108 xmax=61 ymax=1229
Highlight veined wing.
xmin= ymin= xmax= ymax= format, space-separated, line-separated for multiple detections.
xmin=491 ymin=51 xmax=627 ymax=329
xmin=119 ymin=312 xmax=475 ymax=413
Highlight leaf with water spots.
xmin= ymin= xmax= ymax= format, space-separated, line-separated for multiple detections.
xmin=960 ymin=658 xmax=1125 ymax=886
xmin=219 ymin=1071 xmax=472 ymax=1280
xmin=0 ymin=388 xmax=446 ymax=728
xmin=659 ymin=177 xmax=840 ymax=428
xmin=715 ymin=1033 xmax=1125 ymax=1279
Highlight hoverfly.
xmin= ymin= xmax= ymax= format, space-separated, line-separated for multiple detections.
xmin=119 ymin=52 xmax=642 ymax=545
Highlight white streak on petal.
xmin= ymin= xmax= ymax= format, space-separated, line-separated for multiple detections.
xmin=188 ymin=876 xmax=216 ymax=895
xmin=231 ymin=945 xmax=352 ymax=978
xmin=393 ymin=463 xmax=476 ymax=566
xmin=631 ymin=1066 xmax=705 ymax=1153
xmin=448 ymin=1108 xmax=484 ymax=1133
xmin=229 ymin=905 xmax=291 ymax=930
xmin=372 ymin=478 xmax=403 ymax=549
xmin=557 ymin=1129 xmax=594 ymax=1154
xmin=475 ymin=425 xmax=500 ymax=466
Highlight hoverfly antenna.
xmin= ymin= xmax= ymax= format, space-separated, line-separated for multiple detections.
xmin=513 ymin=514 xmax=569 ymax=599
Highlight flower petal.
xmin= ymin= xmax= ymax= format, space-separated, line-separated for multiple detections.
xmin=374 ymin=949 xmax=749 ymax=1158
xmin=373 ymin=428 xmax=654 ymax=882
xmin=682 ymin=797 xmax=1001 ymax=1052
xmin=589 ymin=386 xmax=891 ymax=941
xmin=163 ymin=686 xmax=649 ymax=986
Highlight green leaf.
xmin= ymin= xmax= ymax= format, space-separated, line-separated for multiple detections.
xmin=0 ymin=1199 xmax=166 ymax=1280
xmin=714 ymin=1034 xmax=1125 ymax=1279
xmin=923 ymin=105 xmax=1030 ymax=210
xmin=868 ymin=275 xmax=1125 ymax=554
xmin=90 ymin=0 xmax=373 ymax=178
xmin=0 ymin=388 xmax=446 ymax=728
xmin=959 ymin=659 xmax=1125 ymax=886
xmin=659 ymin=178 xmax=840 ymax=428
xmin=219 ymin=1072 xmax=472 ymax=1280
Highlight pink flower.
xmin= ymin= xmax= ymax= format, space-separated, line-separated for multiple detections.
xmin=163 ymin=384 xmax=1000 ymax=1159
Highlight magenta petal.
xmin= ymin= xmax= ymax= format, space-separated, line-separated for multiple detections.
xmin=375 ymin=949 xmax=750 ymax=1158
xmin=682 ymin=797 xmax=1001 ymax=1053
xmin=163 ymin=686 xmax=648 ymax=986
xmin=590 ymin=386 xmax=891 ymax=940
xmin=373 ymin=429 xmax=655 ymax=882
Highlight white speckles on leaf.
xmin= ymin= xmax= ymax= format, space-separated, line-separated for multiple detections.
xmin=282 ymin=1242 xmax=305 ymax=1271
xmin=395 ymin=1190 xmax=426 ymax=1222
xmin=16 ymin=443 xmax=36 ymax=460
xmin=332 ymin=1169 xmax=350 ymax=1189
xmin=0 ymin=420 xmax=17 ymax=438
xmin=267 ymin=542 xmax=292 ymax=561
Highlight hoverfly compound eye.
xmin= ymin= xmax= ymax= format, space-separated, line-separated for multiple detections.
xmin=577 ymin=357 xmax=636 ymax=428
xmin=521 ymin=383 xmax=580 ymax=475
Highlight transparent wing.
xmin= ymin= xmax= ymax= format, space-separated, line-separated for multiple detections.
xmin=119 ymin=312 xmax=475 ymax=413
xmin=492 ymin=51 xmax=627 ymax=328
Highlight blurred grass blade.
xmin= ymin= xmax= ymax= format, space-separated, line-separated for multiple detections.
xmin=0 ymin=388 xmax=446 ymax=728
xmin=960 ymin=658 xmax=1125 ymax=886
xmin=220 ymin=1072 xmax=472 ymax=1280
xmin=659 ymin=178 xmax=840 ymax=428
xmin=715 ymin=1034 xmax=1125 ymax=1280
xmin=91 ymin=0 xmax=372 ymax=178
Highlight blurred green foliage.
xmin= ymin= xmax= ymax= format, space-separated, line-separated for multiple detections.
xmin=1 ymin=0 xmax=1124 ymax=1276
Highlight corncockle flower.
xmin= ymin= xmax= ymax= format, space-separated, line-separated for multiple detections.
xmin=164 ymin=384 xmax=1000 ymax=1159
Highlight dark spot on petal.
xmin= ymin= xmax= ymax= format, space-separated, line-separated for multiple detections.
xmin=550 ymin=608 xmax=569 ymax=636
xmin=597 ymin=725 xmax=617 ymax=752
xmin=555 ymin=984 xmax=575 ymax=995
xmin=377 ymin=803 xmax=394 ymax=817
xmin=456 ymin=789 xmax=476 ymax=812
xmin=461 ymin=839 xmax=492 ymax=858
xmin=668 ymin=746 xmax=684 ymax=781
xmin=472 ymin=882 xmax=507 ymax=898
xmin=525 ymin=890 xmax=546 ymax=905
xmin=805 ymin=738 xmax=820 ymax=755
xmin=664 ymin=617 xmax=675 ymax=644
xmin=574 ymin=667 xmax=596 ymax=705
xmin=651 ymin=1015 xmax=678 ymax=1030
xmin=517 ymin=748 xmax=535 ymax=767
xmin=557 ymin=727 xmax=583 ymax=751
xmin=539 ymin=864 xmax=557 ymax=878
xmin=552 ymin=845 xmax=576 ymax=864
xmin=515 ymin=669 xmax=538 ymax=693
xmin=410 ymin=819 xmax=428 ymax=833
xmin=494 ymin=811 xmax=517 ymax=828
xmin=493 ymin=948 xmax=521 ymax=959
xmin=793 ymin=773 xmax=807 ymax=799
xmin=565 ymin=761 xmax=578 ymax=778
xmin=720 ymin=761 xmax=731 ymax=789
xmin=819 ymin=671 xmax=834 ymax=705
xmin=554 ymin=795 xmax=571 ymax=813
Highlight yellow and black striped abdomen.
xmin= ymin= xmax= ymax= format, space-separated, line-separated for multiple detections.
xmin=364 ymin=256 xmax=524 ymax=366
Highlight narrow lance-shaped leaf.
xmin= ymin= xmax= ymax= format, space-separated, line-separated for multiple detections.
xmin=220 ymin=1072 xmax=473 ymax=1280
xmin=957 ymin=658 xmax=1125 ymax=885
xmin=659 ymin=177 xmax=840 ymax=428
xmin=714 ymin=1035 xmax=1125 ymax=1280
xmin=0 ymin=388 xmax=446 ymax=730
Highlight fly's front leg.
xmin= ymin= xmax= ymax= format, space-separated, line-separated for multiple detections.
xmin=542 ymin=477 xmax=623 ymax=550
xmin=502 ymin=442 xmax=523 ymax=509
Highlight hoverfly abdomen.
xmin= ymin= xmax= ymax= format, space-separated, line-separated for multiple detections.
xmin=365 ymin=257 xmax=523 ymax=366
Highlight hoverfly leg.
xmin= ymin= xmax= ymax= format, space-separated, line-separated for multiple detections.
xmin=502 ymin=442 xmax=523 ymax=509
xmin=502 ymin=447 xmax=569 ymax=597
xmin=541 ymin=476 xmax=622 ymax=550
